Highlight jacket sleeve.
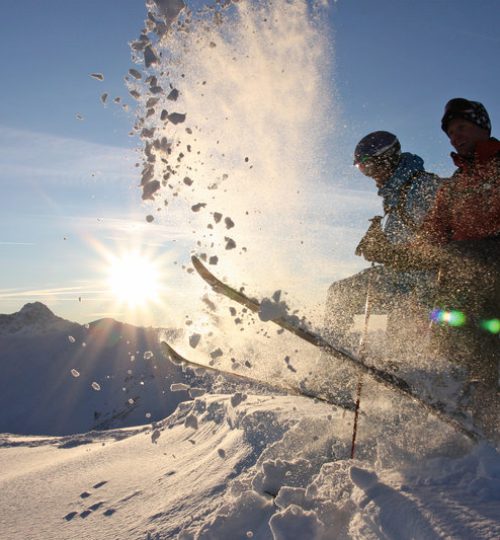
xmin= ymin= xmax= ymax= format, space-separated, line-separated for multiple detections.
xmin=418 ymin=180 xmax=453 ymax=245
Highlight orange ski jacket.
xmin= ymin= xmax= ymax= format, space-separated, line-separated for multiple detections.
xmin=422 ymin=138 xmax=500 ymax=245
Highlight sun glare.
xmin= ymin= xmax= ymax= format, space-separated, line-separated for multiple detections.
xmin=107 ymin=252 xmax=160 ymax=307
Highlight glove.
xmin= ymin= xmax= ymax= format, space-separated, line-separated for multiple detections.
xmin=355 ymin=216 xmax=394 ymax=263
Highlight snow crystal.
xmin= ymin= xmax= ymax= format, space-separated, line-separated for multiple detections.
xmin=171 ymin=383 xmax=190 ymax=392
xmin=189 ymin=333 xmax=201 ymax=348
xmin=284 ymin=356 xmax=297 ymax=373
xmin=184 ymin=414 xmax=198 ymax=430
xmin=144 ymin=350 xmax=154 ymax=360
xmin=128 ymin=398 xmax=134 ymax=405
xmin=145 ymin=412 xmax=152 ymax=419
xmin=189 ymin=388 xmax=206 ymax=399
xmin=167 ymin=88 xmax=179 ymax=101
xmin=258 ymin=298 xmax=288 ymax=322
xmin=210 ymin=348 xmax=223 ymax=359
xmin=231 ymin=392 xmax=247 ymax=407
xmin=224 ymin=237 xmax=236 ymax=250
xmin=151 ymin=0 xmax=185 ymax=27
xmin=145 ymin=97 xmax=159 ymax=108
xmin=191 ymin=203 xmax=206 ymax=212
xmin=70 ymin=369 xmax=80 ymax=378
xmin=68 ymin=335 xmax=76 ymax=343
xmin=167 ymin=112 xmax=186 ymax=124
xmin=202 ymin=296 xmax=217 ymax=312
xmin=140 ymin=127 xmax=155 ymax=139
xmin=144 ymin=45 xmax=159 ymax=68
xmin=91 ymin=382 xmax=101 ymax=391
xmin=129 ymin=68 xmax=142 ymax=79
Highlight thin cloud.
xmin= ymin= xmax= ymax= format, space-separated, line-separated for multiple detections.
xmin=0 ymin=125 xmax=137 ymax=186
xmin=0 ymin=284 xmax=106 ymax=300
xmin=66 ymin=214 xmax=196 ymax=242
xmin=0 ymin=241 xmax=36 ymax=246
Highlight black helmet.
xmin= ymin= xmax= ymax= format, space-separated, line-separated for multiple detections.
xmin=353 ymin=131 xmax=401 ymax=168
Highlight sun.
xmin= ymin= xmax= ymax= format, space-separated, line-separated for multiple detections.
xmin=107 ymin=251 xmax=160 ymax=307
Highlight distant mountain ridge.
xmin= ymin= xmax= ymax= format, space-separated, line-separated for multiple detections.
xmin=0 ymin=302 xmax=192 ymax=436
xmin=0 ymin=302 xmax=74 ymax=336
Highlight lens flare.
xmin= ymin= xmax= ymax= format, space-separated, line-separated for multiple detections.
xmin=480 ymin=318 xmax=500 ymax=334
xmin=430 ymin=308 xmax=466 ymax=327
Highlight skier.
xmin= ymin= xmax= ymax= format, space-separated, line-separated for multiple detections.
xmin=422 ymin=98 xmax=500 ymax=439
xmin=324 ymin=131 xmax=442 ymax=355
xmin=359 ymin=100 xmax=499 ymax=439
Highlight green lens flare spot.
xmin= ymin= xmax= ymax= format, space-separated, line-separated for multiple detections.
xmin=447 ymin=310 xmax=466 ymax=327
xmin=480 ymin=318 xmax=500 ymax=334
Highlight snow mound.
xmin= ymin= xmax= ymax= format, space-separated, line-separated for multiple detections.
xmin=2 ymin=393 xmax=498 ymax=539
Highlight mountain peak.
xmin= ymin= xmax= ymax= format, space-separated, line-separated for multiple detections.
xmin=0 ymin=302 xmax=70 ymax=336
xmin=19 ymin=302 xmax=56 ymax=319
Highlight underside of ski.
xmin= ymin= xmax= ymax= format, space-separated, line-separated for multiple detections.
xmin=160 ymin=340 xmax=355 ymax=410
xmin=190 ymin=255 xmax=481 ymax=442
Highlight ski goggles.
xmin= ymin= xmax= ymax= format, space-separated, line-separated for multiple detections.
xmin=355 ymin=156 xmax=388 ymax=177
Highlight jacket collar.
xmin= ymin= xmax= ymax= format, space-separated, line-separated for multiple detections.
xmin=451 ymin=137 xmax=500 ymax=170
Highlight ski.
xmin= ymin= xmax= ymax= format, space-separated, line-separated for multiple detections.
xmin=160 ymin=341 xmax=354 ymax=409
xmin=191 ymin=255 xmax=481 ymax=442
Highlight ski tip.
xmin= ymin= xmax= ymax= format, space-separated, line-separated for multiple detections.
xmin=191 ymin=255 xmax=206 ymax=274
xmin=160 ymin=341 xmax=185 ymax=366
xmin=191 ymin=255 xmax=217 ymax=285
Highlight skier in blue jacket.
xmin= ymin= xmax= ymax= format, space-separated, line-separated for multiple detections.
xmin=325 ymin=132 xmax=443 ymax=354
xmin=354 ymin=131 xmax=443 ymax=256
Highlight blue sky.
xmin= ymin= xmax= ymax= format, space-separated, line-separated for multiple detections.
xmin=0 ymin=0 xmax=498 ymax=327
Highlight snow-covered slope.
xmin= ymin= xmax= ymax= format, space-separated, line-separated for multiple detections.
xmin=0 ymin=303 xmax=193 ymax=436
xmin=1 ymin=393 xmax=499 ymax=540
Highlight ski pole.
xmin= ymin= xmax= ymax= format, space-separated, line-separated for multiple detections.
xmin=350 ymin=265 xmax=375 ymax=459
